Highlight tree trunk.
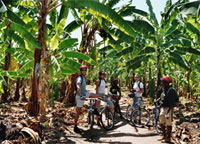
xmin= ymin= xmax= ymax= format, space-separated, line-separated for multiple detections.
xmin=64 ymin=73 xmax=79 ymax=104
xmin=186 ymin=71 xmax=191 ymax=99
xmin=148 ymin=63 xmax=152 ymax=98
xmin=28 ymin=0 xmax=47 ymax=116
xmin=21 ymin=79 xmax=27 ymax=102
xmin=142 ymin=68 xmax=147 ymax=97
xmin=156 ymin=47 xmax=161 ymax=94
xmin=14 ymin=78 xmax=20 ymax=101
xmin=2 ymin=21 xmax=12 ymax=101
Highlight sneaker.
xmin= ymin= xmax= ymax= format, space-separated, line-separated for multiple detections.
xmin=161 ymin=137 xmax=171 ymax=143
xmin=74 ymin=126 xmax=82 ymax=134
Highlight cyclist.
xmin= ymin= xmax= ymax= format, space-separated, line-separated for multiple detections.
xmin=109 ymin=79 xmax=124 ymax=119
xmin=74 ymin=65 xmax=100 ymax=133
xmin=157 ymin=76 xmax=177 ymax=143
xmin=95 ymin=71 xmax=114 ymax=119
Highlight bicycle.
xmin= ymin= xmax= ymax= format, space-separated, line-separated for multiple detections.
xmin=151 ymin=98 xmax=161 ymax=134
xmin=126 ymin=94 xmax=150 ymax=128
xmin=81 ymin=95 xmax=114 ymax=130
xmin=99 ymin=94 xmax=114 ymax=130
xmin=110 ymin=94 xmax=123 ymax=119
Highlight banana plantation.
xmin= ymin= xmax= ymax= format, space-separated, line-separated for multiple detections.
xmin=0 ymin=0 xmax=200 ymax=143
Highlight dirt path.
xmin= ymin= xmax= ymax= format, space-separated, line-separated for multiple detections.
xmin=65 ymin=85 xmax=163 ymax=144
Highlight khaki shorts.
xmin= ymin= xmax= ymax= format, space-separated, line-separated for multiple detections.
xmin=160 ymin=107 xmax=173 ymax=126
xmin=75 ymin=92 xmax=90 ymax=108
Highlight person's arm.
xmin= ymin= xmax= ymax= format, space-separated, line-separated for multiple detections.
xmin=77 ymin=82 xmax=82 ymax=97
xmin=96 ymin=80 xmax=99 ymax=94
xmin=117 ymin=86 xmax=121 ymax=96
xmin=138 ymin=88 xmax=144 ymax=94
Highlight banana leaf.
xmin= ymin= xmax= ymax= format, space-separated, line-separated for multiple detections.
xmin=66 ymin=0 xmax=136 ymax=38
xmin=120 ymin=6 xmax=148 ymax=17
xmin=64 ymin=20 xmax=83 ymax=33
xmin=58 ymin=38 xmax=78 ymax=52
xmin=7 ymin=9 xmax=26 ymax=26
xmin=51 ymin=18 xmax=67 ymax=51
xmin=169 ymin=52 xmax=190 ymax=71
xmin=6 ymin=48 xmax=29 ymax=65
xmin=180 ymin=0 xmax=200 ymax=16
xmin=18 ymin=60 xmax=34 ymax=75
xmin=0 ymin=0 xmax=7 ymax=13
xmin=11 ymin=23 xmax=42 ymax=49
xmin=176 ymin=46 xmax=200 ymax=55
xmin=62 ymin=51 xmax=96 ymax=65
xmin=116 ymin=46 xmax=135 ymax=57
xmin=5 ymin=29 xmax=25 ymax=48
xmin=98 ymin=46 xmax=113 ymax=53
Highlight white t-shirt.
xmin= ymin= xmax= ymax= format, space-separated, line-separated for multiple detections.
xmin=133 ymin=81 xmax=144 ymax=97
xmin=98 ymin=80 xmax=106 ymax=94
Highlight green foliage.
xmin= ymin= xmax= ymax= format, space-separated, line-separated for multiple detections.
xmin=66 ymin=0 xmax=136 ymax=38
xmin=62 ymin=51 xmax=96 ymax=65
xmin=58 ymin=38 xmax=78 ymax=52
xmin=7 ymin=9 xmax=26 ymax=26
xmin=11 ymin=23 xmax=42 ymax=49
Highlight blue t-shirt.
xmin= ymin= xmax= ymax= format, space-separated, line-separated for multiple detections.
xmin=76 ymin=76 xmax=86 ymax=96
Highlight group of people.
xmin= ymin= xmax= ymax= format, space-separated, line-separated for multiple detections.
xmin=74 ymin=65 xmax=178 ymax=143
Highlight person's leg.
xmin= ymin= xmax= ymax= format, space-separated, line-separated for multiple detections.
xmin=162 ymin=108 xmax=173 ymax=142
xmin=116 ymin=101 xmax=123 ymax=119
xmin=108 ymin=99 xmax=114 ymax=113
xmin=74 ymin=95 xmax=84 ymax=133
xmin=158 ymin=107 xmax=167 ymax=141
xmin=89 ymin=93 xmax=101 ymax=125
xmin=158 ymin=124 xmax=166 ymax=141
xmin=74 ymin=107 xmax=82 ymax=133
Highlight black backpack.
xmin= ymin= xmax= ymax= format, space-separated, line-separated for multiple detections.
xmin=75 ymin=75 xmax=84 ymax=92
xmin=167 ymin=87 xmax=179 ymax=107
xmin=98 ymin=78 xmax=106 ymax=87
xmin=138 ymin=81 xmax=146 ymax=97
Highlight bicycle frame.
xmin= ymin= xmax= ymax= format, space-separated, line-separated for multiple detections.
xmin=131 ymin=97 xmax=142 ymax=111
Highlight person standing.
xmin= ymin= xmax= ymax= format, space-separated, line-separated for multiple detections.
xmin=74 ymin=65 xmax=99 ymax=133
xmin=158 ymin=76 xmax=177 ymax=143
xmin=95 ymin=70 xmax=114 ymax=113
xmin=132 ymin=74 xmax=144 ymax=102
xmin=110 ymin=79 xmax=123 ymax=119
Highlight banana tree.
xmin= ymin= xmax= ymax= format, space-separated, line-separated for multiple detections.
xmin=2 ymin=0 xmax=97 ymax=115
xmin=0 ymin=0 xmax=19 ymax=101
xmin=177 ymin=0 xmax=200 ymax=107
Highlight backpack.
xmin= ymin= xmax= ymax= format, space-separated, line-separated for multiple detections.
xmin=75 ymin=75 xmax=84 ymax=92
xmin=138 ymin=81 xmax=146 ymax=97
xmin=167 ymin=87 xmax=179 ymax=107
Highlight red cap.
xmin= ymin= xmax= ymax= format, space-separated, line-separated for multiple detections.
xmin=161 ymin=76 xmax=172 ymax=83
xmin=80 ymin=65 xmax=87 ymax=71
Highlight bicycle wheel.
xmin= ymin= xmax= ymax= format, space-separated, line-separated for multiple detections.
xmin=88 ymin=111 xmax=94 ymax=128
xmin=126 ymin=105 xmax=132 ymax=122
xmin=100 ymin=108 xmax=114 ymax=130
xmin=131 ymin=108 xmax=150 ymax=127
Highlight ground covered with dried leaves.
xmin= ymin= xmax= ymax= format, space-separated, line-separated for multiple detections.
xmin=0 ymin=86 xmax=200 ymax=144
